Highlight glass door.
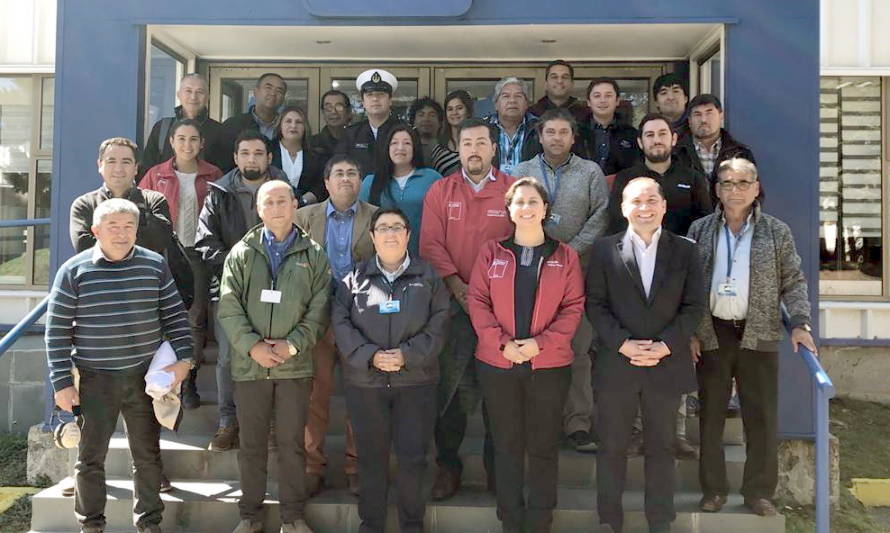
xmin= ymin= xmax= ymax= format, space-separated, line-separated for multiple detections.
xmin=571 ymin=65 xmax=667 ymax=128
xmin=433 ymin=67 xmax=542 ymax=119
xmin=319 ymin=66 xmax=430 ymax=124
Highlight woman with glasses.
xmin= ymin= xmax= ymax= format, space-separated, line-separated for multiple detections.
xmin=467 ymin=177 xmax=585 ymax=533
xmin=359 ymin=123 xmax=441 ymax=256
xmin=688 ymin=158 xmax=817 ymax=518
xmin=272 ymin=105 xmax=326 ymax=205
xmin=331 ymin=207 xmax=450 ymax=533
xmin=430 ymin=89 xmax=475 ymax=177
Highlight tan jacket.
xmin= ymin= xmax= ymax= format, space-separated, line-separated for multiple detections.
xmin=295 ymin=199 xmax=378 ymax=265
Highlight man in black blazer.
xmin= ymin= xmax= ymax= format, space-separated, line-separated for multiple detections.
xmin=586 ymin=177 xmax=706 ymax=533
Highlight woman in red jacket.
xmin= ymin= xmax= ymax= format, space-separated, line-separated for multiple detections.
xmin=467 ymin=177 xmax=585 ymax=533
xmin=140 ymin=118 xmax=222 ymax=408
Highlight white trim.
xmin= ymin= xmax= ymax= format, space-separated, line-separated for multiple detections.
xmin=858 ymin=0 xmax=872 ymax=68
xmin=0 ymin=65 xmax=54 ymax=74
xmin=820 ymin=0 xmax=829 ymax=66
xmin=0 ymin=290 xmax=48 ymax=298
xmin=688 ymin=25 xmax=723 ymax=97
xmin=821 ymin=67 xmax=890 ymax=76
xmin=195 ymin=54 xmax=692 ymax=62
xmin=819 ymin=301 xmax=890 ymax=310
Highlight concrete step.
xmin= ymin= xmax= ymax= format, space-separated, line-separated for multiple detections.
xmin=31 ymin=479 xmax=784 ymax=533
xmin=81 ymin=433 xmax=746 ymax=493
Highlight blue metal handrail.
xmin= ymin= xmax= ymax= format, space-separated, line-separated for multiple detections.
xmin=0 ymin=218 xmax=52 ymax=228
xmin=782 ymin=304 xmax=834 ymax=533
xmin=0 ymin=295 xmax=49 ymax=356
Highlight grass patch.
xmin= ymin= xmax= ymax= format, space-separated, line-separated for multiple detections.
xmin=0 ymin=495 xmax=30 ymax=533
xmin=0 ymin=432 xmax=49 ymax=533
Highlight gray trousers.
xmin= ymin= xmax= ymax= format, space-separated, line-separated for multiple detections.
xmin=562 ymin=316 xmax=594 ymax=435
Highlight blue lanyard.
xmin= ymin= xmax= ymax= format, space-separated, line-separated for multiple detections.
xmin=538 ymin=154 xmax=564 ymax=206
xmin=723 ymin=224 xmax=747 ymax=279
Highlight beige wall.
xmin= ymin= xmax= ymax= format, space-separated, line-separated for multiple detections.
xmin=823 ymin=0 xmax=890 ymax=73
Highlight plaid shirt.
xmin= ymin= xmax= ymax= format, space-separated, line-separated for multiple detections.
xmin=490 ymin=114 xmax=532 ymax=176
xmin=694 ymin=137 xmax=722 ymax=176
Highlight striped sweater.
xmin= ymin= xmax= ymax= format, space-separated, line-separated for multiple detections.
xmin=45 ymin=245 xmax=193 ymax=392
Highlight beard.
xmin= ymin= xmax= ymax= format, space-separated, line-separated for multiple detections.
xmin=242 ymin=168 xmax=264 ymax=181
xmin=645 ymin=147 xmax=671 ymax=164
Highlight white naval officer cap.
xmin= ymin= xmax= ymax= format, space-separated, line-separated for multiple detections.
xmin=356 ymin=69 xmax=398 ymax=94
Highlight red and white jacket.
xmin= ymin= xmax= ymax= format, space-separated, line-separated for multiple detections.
xmin=139 ymin=157 xmax=222 ymax=224
xmin=467 ymin=237 xmax=585 ymax=370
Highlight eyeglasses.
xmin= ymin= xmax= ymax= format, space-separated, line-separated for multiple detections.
xmin=322 ymin=103 xmax=348 ymax=112
xmin=717 ymin=180 xmax=756 ymax=191
xmin=374 ymin=224 xmax=407 ymax=234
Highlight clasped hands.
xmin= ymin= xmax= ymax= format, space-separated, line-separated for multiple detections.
xmin=619 ymin=338 xmax=671 ymax=367
xmin=249 ymin=338 xmax=293 ymax=368
xmin=502 ymin=338 xmax=540 ymax=364
xmin=373 ymin=348 xmax=405 ymax=372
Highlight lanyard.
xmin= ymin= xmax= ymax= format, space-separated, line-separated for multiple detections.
xmin=538 ymin=155 xmax=564 ymax=206
xmin=723 ymin=224 xmax=748 ymax=279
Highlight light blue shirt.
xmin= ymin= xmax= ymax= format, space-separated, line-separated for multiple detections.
xmin=710 ymin=213 xmax=754 ymax=320
xmin=325 ymin=201 xmax=357 ymax=282
xmin=359 ymin=167 xmax=442 ymax=257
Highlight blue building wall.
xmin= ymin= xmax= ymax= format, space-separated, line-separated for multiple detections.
xmin=51 ymin=0 xmax=820 ymax=437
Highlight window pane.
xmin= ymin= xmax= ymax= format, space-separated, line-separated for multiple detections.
xmin=819 ymin=76 xmax=883 ymax=296
xmin=445 ymin=78 xmax=534 ymax=119
xmin=33 ymin=160 xmax=51 ymax=286
xmin=40 ymin=77 xmax=54 ymax=150
xmin=147 ymin=45 xmax=180 ymax=140
xmin=0 ymin=77 xmax=34 ymax=199
xmin=572 ymin=78 xmax=649 ymax=127
xmin=329 ymin=78 xmax=418 ymax=123
xmin=0 ymin=227 xmax=28 ymax=285
xmin=220 ymin=78 xmax=309 ymax=123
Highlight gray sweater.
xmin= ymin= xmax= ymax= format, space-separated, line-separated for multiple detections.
xmin=687 ymin=203 xmax=812 ymax=352
xmin=515 ymin=154 xmax=609 ymax=257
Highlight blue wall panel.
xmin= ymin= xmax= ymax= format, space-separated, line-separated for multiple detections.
xmin=52 ymin=0 xmax=820 ymax=437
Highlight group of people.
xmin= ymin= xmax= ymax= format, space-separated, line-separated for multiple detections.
xmin=46 ymin=59 xmax=817 ymax=533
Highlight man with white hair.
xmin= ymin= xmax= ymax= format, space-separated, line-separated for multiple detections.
xmin=486 ymin=76 xmax=541 ymax=175
xmin=47 ymin=197 xmax=194 ymax=533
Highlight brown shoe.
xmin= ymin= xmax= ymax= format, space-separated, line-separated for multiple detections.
xmin=209 ymin=423 xmax=239 ymax=451
xmin=626 ymin=430 xmax=644 ymax=457
xmin=674 ymin=437 xmax=699 ymax=460
xmin=744 ymin=497 xmax=778 ymax=516
xmin=431 ymin=467 xmax=461 ymax=501
xmin=699 ymin=494 xmax=727 ymax=512
xmin=61 ymin=477 xmax=75 ymax=497
xmin=305 ymin=473 xmax=324 ymax=498
xmin=159 ymin=474 xmax=173 ymax=493
xmin=346 ymin=473 xmax=360 ymax=496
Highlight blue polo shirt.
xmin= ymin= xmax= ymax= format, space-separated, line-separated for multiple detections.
xmin=325 ymin=201 xmax=357 ymax=281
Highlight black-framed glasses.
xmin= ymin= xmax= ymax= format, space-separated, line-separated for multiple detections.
xmin=718 ymin=180 xmax=756 ymax=191
xmin=374 ymin=224 xmax=407 ymax=234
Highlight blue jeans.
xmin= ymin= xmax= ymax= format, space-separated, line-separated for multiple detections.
xmin=214 ymin=306 xmax=236 ymax=428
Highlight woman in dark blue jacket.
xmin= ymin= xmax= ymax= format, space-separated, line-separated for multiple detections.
xmin=331 ymin=207 xmax=450 ymax=533
xmin=271 ymin=105 xmax=327 ymax=204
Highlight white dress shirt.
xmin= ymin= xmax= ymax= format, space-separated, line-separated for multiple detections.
xmin=279 ymin=143 xmax=304 ymax=189
xmin=624 ymin=226 xmax=662 ymax=297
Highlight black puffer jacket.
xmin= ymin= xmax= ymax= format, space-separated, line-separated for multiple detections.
xmin=332 ymin=255 xmax=450 ymax=388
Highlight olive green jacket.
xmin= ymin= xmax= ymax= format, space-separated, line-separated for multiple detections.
xmin=218 ymin=224 xmax=331 ymax=382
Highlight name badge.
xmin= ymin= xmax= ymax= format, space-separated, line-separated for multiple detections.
xmin=717 ymin=282 xmax=738 ymax=297
xmin=261 ymin=289 xmax=282 ymax=304
xmin=379 ymin=300 xmax=401 ymax=314
xmin=549 ymin=213 xmax=562 ymax=225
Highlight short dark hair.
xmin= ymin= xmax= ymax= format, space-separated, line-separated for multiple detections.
xmin=257 ymin=72 xmax=287 ymax=91
xmin=688 ymin=93 xmax=723 ymax=113
xmin=637 ymin=112 xmax=673 ymax=137
xmin=652 ymin=72 xmax=688 ymax=99
xmin=370 ymin=207 xmax=411 ymax=233
xmin=169 ymin=118 xmax=203 ymax=140
xmin=321 ymin=89 xmax=351 ymax=109
xmin=457 ymin=118 xmax=497 ymax=143
xmin=370 ymin=124 xmax=424 ymax=205
xmin=586 ymin=77 xmax=620 ymax=99
xmin=408 ymin=97 xmax=444 ymax=126
xmin=537 ymin=108 xmax=578 ymax=135
xmin=323 ymin=154 xmax=362 ymax=180
xmin=545 ymin=59 xmax=574 ymax=79
xmin=505 ymin=177 xmax=552 ymax=223
xmin=234 ymin=130 xmax=269 ymax=153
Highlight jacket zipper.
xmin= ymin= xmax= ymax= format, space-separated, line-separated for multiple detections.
xmin=529 ymin=255 xmax=545 ymax=371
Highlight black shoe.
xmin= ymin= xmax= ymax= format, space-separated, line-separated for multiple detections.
xmin=159 ymin=474 xmax=173 ymax=493
xmin=649 ymin=522 xmax=671 ymax=533
xmin=568 ymin=430 xmax=598 ymax=453
xmin=699 ymin=494 xmax=727 ymax=512
xmin=181 ymin=381 xmax=200 ymax=410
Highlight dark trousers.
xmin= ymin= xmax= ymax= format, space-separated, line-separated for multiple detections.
xmin=234 ymin=378 xmax=311 ymax=523
xmin=699 ymin=318 xmax=778 ymax=499
xmin=346 ymin=384 xmax=437 ymax=533
xmin=75 ymin=367 xmax=163 ymax=529
xmin=477 ymin=360 xmax=571 ymax=533
xmin=596 ymin=379 xmax=681 ymax=532
xmin=434 ymin=305 xmax=495 ymax=481
xmin=185 ymin=247 xmax=209 ymax=365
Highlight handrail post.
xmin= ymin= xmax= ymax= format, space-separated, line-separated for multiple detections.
xmin=814 ymin=378 xmax=828 ymax=533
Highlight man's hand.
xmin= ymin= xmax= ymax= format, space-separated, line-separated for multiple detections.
xmin=502 ymin=341 xmax=526 ymax=364
xmin=791 ymin=327 xmax=818 ymax=356
xmin=264 ymin=338 xmax=292 ymax=359
xmin=372 ymin=350 xmax=404 ymax=372
xmin=690 ymin=335 xmax=702 ymax=364
xmin=163 ymin=361 xmax=191 ymax=387
xmin=515 ymin=338 xmax=540 ymax=360
xmin=620 ymin=339 xmax=669 ymax=367
xmin=445 ymin=275 xmax=469 ymax=313
xmin=54 ymin=386 xmax=79 ymax=413
xmin=619 ymin=339 xmax=653 ymax=359
xmin=249 ymin=341 xmax=286 ymax=368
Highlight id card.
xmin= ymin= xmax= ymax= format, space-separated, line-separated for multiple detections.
xmin=717 ymin=282 xmax=738 ymax=297
xmin=549 ymin=213 xmax=562 ymax=225
xmin=261 ymin=289 xmax=282 ymax=304
xmin=379 ymin=300 xmax=401 ymax=314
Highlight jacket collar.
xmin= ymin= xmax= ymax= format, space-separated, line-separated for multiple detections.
xmin=174 ymin=105 xmax=210 ymax=123
xmin=714 ymin=201 xmax=762 ymax=226
xmin=361 ymin=252 xmax=424 ymax=278
xmin=498 ymin=234 xmax=560 ymax=260
xmin=243 ymin=223 xmax=310 ymax=256
xmin=154 ymin=157 xmax=218 ymax=180
xmin=209 ymin=166 xmax=289 ymax=194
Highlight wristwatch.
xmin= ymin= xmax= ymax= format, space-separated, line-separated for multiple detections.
xmin=287 ymin=341 xmax=298 ymax=356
